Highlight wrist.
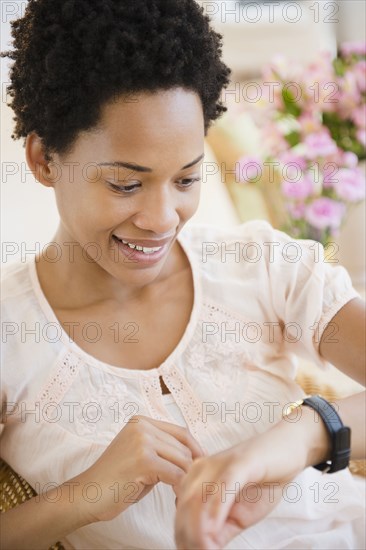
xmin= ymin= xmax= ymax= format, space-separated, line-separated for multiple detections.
xmin=72 ymin=467 xmax=140 ymax=523
xmin=60 ymin=472 xmax=99 ymax=527
xmin=283 ymin=402 xmax=332 ymax=469
xmin=232 ymin=411 xmax=319 ymax=482
xmin=232 ymin=403 xmax=334 ymax=483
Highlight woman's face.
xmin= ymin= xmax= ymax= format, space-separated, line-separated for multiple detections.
xmin=41 ymin=88 xmax=205 ymax=288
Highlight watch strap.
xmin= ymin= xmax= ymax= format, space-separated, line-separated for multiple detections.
xmin=302 ymin=395 xmax=351 ymax=474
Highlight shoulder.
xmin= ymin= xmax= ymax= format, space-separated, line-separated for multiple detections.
xmin=179 ymin=219 xmax=312 ymax=265
xmin=1 ymin=257 xmax=63 ymax=400
xmin=1 ymin=258 xmax=43 ymax=337
xmin=179 ymin=219 xmax=334 ymax=301
xmin=1 ymin=259 xmax=34 ymax=309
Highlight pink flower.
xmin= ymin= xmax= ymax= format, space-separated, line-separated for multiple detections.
xmin=337 ymin=71 xmax=362 ymax=118
xmin=298 ymin=113 xmax=323 ymax=136
xmin=285 ymin=201 xmax=306 ymax=220
xmin=262 ymin=123 xmax=289 ymax=155
xmin=329 ymin=226 xmax=341 ymax=238
xmin=357 ymin=128 xmax=366 ymax=147
xmin=281 ymin=175 xmax=314 ymax=200
xmin=235 ymin=156 xmax=262 ymax=183
xmin=342 ymin=151 xmax=359 ymax=168
xmin=323 ymin=163 xmax=337 ymax=188
xmin=333 ymin=167 xmax=366 ymax=202
xmin=303 ymin=52 xmax=339 ymax=112
xmin=279 ymin=151 xmax=307 ymax=171
xmin=353 ymin=60 xmax=366 ymax=93
xmin=305 ymin=198 xmax=346 ymax=229
xmin=351 ymin=104 xmax=366 ymax=129
xmin=340 ymin=42 xmax=366 ymax=57
xmin=304 ymin=131 xmax=338 ymax=159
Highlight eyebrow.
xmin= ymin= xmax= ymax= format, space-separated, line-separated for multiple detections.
xmin=97 ymin=153 xmax=205 ymax=173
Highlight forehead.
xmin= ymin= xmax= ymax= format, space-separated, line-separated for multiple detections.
xmin=100 ymin=88 xmax=203 ymax=140
xmin=76 ymin=88 xmax=205 ymax=168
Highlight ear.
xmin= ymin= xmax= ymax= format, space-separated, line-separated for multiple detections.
xmin=25 ymin=132 xmax=59 ymax=188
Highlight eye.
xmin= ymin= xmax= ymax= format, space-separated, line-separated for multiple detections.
xmin=106 ymin=181 xmax=141 ymax=194
xmin=106 ymin=176 xmax=201 ymax=195
xmin=177 ymin=177 xmax=201 ymax=189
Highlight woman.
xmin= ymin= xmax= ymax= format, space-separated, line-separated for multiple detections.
xmin=1 ymin=1 xmax=365 ymax=549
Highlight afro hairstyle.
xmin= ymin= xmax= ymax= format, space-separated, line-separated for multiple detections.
xmin=1 ymin=0 xmax=232 ymax=161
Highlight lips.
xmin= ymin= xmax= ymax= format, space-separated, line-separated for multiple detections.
xmin=112 ymin=235 xmax=170 ymax=263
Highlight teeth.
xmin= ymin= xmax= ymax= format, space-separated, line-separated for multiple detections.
xmin=117 ymin=238 xmax=163 ymax=254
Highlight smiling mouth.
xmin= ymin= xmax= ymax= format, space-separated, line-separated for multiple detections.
xmin=112 ymin=235 xmax=164 ymax=255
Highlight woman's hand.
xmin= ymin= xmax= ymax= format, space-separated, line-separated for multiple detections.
xmin=175 ymin=405 xmax=331 ymax=550
xmin=76 ymin=415 xmax=205 ymax=523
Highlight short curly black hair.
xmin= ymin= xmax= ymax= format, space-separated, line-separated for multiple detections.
xmin=1 ymin=0 xmax=231 ymax=161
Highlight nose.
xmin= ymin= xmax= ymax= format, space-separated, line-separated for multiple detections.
xmin=132 ymin=185 xmax=180 ymax=234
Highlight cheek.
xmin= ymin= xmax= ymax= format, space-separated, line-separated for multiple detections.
xmin=53 ymin=181 xmax=116 ymax=234
xmin=179 ymin=184 xmax=201 ymax=218
xmin=53 ymin=182 xmax=82 ymax=225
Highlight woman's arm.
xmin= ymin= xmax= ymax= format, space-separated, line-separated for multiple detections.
xmin=175 ymin=390 xmax=365 ymax=550
xmin=306 ymin=294 xmax=366 ymax=460
xmin=319 ymin=296 xmax=365 ymax=386
xmin=316 ymin=295 xmax=366 ymax=459
xmin=1 ymin=415 xmax=204 ymax=550
xmin=175 ymin=298 xmax=366 ymax=550
xmin=0 ymin=473 xmax=92 ymax=550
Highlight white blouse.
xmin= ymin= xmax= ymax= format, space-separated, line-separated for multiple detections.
xmin=1 ymin=219 xmax=365 ymax=549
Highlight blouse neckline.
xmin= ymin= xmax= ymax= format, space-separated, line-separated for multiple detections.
xmin=28 ymin=229 xmax=202 ymax=379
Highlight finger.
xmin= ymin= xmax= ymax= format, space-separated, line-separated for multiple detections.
xmin=155 ymin=439 xmax=194 ymax=474
xmin=173 ymin=456 xmax=209 ymax=502
xmin=152 ymin=455 xmax=186 ymax=487
xmin=212 ymin=519 xmax=244 ymax=550
xmin=145 ymin=422 xmax=196 ymax=473
xmin=176 ymin=470 xmax=241 ymax=549
xmin=175 ymin=495 xmax=219 ymax=550
xmin=176 ymin=496 xmax=242 ymax=550
xmin=175 ymin=472 xmax=215 ymax=549
xmin=204 ymin=475 xmax=242 ymax=534
xmin=142 ymin=416 xmax=206 ymax=459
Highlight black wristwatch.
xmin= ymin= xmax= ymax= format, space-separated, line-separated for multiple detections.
xmin=286 ymin=395 xmax=351 ymax=474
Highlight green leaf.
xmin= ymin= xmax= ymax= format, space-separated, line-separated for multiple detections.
xmin=333 ymin=57 xmax=345 ymax=77
xmin=281 ymin=87 xmax=302 ymax=117
xmin=285 ymin=131 xmax=300 ymax=147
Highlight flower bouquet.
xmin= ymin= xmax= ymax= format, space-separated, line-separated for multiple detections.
xmin=236 ymin=42 xmax=366 ymax=245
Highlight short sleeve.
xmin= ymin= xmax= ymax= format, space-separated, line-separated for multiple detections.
xmin=256 ymin=221 xmax=361 ymax=370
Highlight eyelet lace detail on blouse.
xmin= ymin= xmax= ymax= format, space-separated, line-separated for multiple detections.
xmin=139 ymin=374 xmax=175 ymax=423
xmin=33 ymin=301 xmax=260 ymax=439
xmin=183 ymin=300 xmax=257 ymax=386
xmin=37 ymin=350 xmax=82 ymax=407
xmin=160 ymin=365 xmax=207 ymax=438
